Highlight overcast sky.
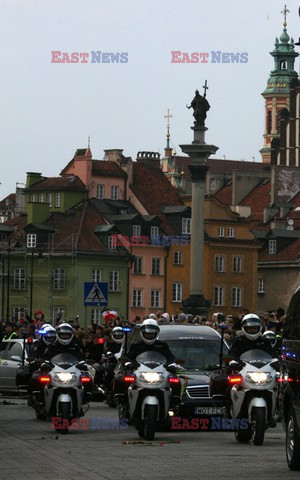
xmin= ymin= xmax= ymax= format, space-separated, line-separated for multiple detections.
xmin=0 ymin=0 xmax=299 ymax=199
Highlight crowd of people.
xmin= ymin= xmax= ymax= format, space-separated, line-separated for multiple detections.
xmin=0 ymin=306 xmax=286 ymax=355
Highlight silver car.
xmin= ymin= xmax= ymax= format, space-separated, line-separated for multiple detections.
xmin=0 ymin=339 xmax=36 ymax=393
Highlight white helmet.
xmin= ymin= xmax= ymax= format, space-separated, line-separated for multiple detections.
xmin=241 ymin=314 xmax=263 ymax=341
xmin=42 ymin=326 xmax=57 ymax=345
xmin=148 ymin=313 xmax=156 ymax=320
xmin=140 ymin=319 xmax=160 ymax=345
xmin=111 ymin=327 xmax=125 ymax=344
xmin=56 ymin=323 xmax=74 ymax=346
xmin=263 ymin=330 xmax=277 ymax=348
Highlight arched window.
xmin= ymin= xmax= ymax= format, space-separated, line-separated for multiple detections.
xmin=267 ymin=111 xmax=272 ymax=134
xmin=280 ymin=60 xmax=287 ymax=70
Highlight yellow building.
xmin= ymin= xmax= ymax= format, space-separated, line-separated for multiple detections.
xmin=165 ymin=196 xmax=259 ymax=317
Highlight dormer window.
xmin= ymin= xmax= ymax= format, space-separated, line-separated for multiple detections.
xmin=133 ymin=225 xmax=141 ymax=237
xmin=268 ymin=239 xmax=277 ymax=255
xmin=27 ymin=233 xmax=37 ymax=248
xmin=151 ymin=226 xmax=159 ymax=238
xmin=182 ymin=218 xmax=191 ymax=234
xmin=111 ymin=185 xmax=119 ymax=200
xmin=280 ymin=60 xmax=287 ymax=70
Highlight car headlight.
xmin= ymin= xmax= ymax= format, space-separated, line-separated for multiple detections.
xmin=54 ymin=372 xmax=76 ymax=384
xmin=245 ymin=372 xmax=273 ymax=385
xmin=138 ymin=372 xmax=165 ymax=384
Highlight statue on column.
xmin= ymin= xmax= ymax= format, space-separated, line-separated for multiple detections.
xmin=187 ymin=85 xmax=210 ymax=127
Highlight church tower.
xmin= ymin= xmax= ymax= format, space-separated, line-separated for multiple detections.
xmin=260 ymin=6 xmax=298 ymax=163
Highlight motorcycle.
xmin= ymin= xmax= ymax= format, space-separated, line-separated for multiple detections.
xmin=31 ymin=353 xmax=93 ymax=434
xmin=228 ymin=349 xmax=278 ymax=445
xmin=116 ymin=351 xmax=181 ymax=440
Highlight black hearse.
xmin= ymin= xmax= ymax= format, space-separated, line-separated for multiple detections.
xmin=279 ymin=286 xmax=300 ymax=470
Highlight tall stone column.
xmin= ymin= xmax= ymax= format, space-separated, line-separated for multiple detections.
xmin=180 ymin=123 xmax=218 ymax=317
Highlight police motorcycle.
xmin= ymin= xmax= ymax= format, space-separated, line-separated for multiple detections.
xmin=228 ymin=349 xmax=279 ymax=445
xmin=34 ymin=353 xmax=93 ymax=433
xmin=120 ymin=351 xmax=180 ymax=440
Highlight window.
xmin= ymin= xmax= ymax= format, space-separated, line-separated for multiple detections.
xmin=12 ymin=307 xmax=25 ymax=321
xmin=111 ymin=185 xmax=119 ymax=200
xmin=53 ymin=268 xmax=65 ymax=290
xmin=52 ymin=307 xmax=65 ymax=323
xmin=151 ymin=290 xmax=161 ymax=308
xmin=152 ymin=257 xmax=161 ymax=275
xmin=133 ymin=256 xmax=143 ymax=274
xmin=268 ymin=239 xmax=277 ymax=255
xmin=258 ymin=278 xmax=265 ymax=293
xmin=29 ymin=194 xmax=36 ymax=202
xmin=97 ymin=184 xmax=104 ymax=199
xmin=47 ymin=193 xmax=52 ymax=207
xmin=182 ymin=218 xmax=191 ymax=234
xmin=109 ymin=270 xmax=120 ymax=292
xmin=233 ymin=256 xmax=242 ymax=273
xmin=172 ymin=283 xmax=183 ymax=302
xmin=91 ymin=309 xmax=102 ymax=325
xmin=38 ymin=193 xmax=44 ymax=203
xmin=228 ymin=227 xmax=234 ymax=238
xmin=6 ymin=342 xmax=23 ymax=360
xmin=133 ymin=289 xmax=143 ymax=307
xmin=174 ymin=251 xmax=183 ymax=265
xmin=232 ymin=287 xmax=242 ymax=307
xmin=92 ymin=269 xmax=102 ymax=282
xmin=55 ymin=193 xmax=61 ymax=207
xmin=218 ymin=227 xmax=225 ymax=237
xmin=214 ymin=286 xmax=224 ymax=306
xmin=133 ymin=225 xmax=141 ymax=237
xmin=267 ymin=111 xmax=272 ymax=134
xmin=280 ymin=60 xmax=287 ymax=70
xmin=108 ymin=235 xmax=117 ymax=250
xmin=151 ymin=226 xmax=159 ymax=238
xmin=215 ymin=255 xmax=225 ymax=272
xmin=27 ymin=233 xmax=36 ymax=248
xmin=14 ymin=268 xmax=25 ymax=290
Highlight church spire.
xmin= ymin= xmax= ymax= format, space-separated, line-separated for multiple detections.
xmin=164 ymin=108 xmax=173 ymax=156
xmin=260 ymin=5 xmax=299 ymax=163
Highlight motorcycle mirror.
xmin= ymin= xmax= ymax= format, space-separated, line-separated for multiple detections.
xmin=125 ymin=362 xmax=134 ymax=369
xmin=106 ymin=351 xmax=114 ymax=357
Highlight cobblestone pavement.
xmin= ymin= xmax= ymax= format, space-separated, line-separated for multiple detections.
xmin=0 ymin=398 xmax=298 ymax=480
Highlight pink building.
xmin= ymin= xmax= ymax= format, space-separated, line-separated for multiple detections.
xmin=61 ymin=148 xmax=182 ymax=319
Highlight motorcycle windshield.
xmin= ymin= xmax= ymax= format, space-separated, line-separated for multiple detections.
xmin=136 ymin=351 xmax=166 ymax=369
xmin=51 ymin=353 xmax=79 ymax=369
xmin=240 ymin=349 xmax=272 ymax=364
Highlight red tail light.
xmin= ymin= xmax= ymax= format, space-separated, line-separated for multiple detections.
xmin=27 ymin=337 xmax=33 ymax=344
xmin=39 ymin=375 xmax=51 ymax=384
xmin=228 ymin=375 xmax=243 ymax=385
xmin=80 ymin=375 xmax=92 ymax=384
xmin=97 ymin=337 xmax=105 ymax=344
xmin=277 ymin=377 xmax=285 ymax=383
xmin=123 ymin=375 xmax=136 ymax=383
xmin=169 ymin=377 xmax=180 ymax=384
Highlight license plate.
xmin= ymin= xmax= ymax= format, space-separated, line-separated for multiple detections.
xmin=194 ymin=407 xmax=224 ymax=415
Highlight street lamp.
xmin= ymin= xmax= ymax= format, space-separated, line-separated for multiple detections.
xmin=6 ymin=235 xmax=11 ymax=321
xmin=29 ymin=246 xmax=34 ymax=322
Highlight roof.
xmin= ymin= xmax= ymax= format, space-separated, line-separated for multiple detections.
xmin=26 ymin=176 xmax=86 ymax=192
xmin=94 ymin=224 xmax=115 ymax=233
xmin=214 ymin=183 xmax=232 ymax=205
xmin=268 ymin=229 xmax=300 ymax=239
xmin=161 ymin=206 xmax=189 ymax=214
xmin=173 ymin=156 xmax=271 ymax=176
xmin=131 ymin=162 xmax=183 ymax=234
xmin=240 ymin=180 xmax=271 ymax=228
xmin=90 ymin=198 xmax=138 ymax=215
xmin=0 ymin=193 xmax=16 ymax=208
xmin=259 ymin=237 xmax=300 ymax=263
xmin=92 ymin=160 xmax=127 ymax=178
xmin=107 ymin=214 xmax=139 ymax=222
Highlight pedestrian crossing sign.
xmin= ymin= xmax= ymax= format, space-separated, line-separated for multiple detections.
xmin=84 ymin=282 xmax=108 ymax=306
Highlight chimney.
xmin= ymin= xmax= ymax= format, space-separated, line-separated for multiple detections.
xmin=103 ymin=149 xmax=124 ymax=162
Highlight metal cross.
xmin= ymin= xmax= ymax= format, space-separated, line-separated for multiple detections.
xmin=281 ymin=5 xmax=290 ymax=27
xmin=164 ymin=108 xmax=173 ymax=127
xmin=203 ymin=80 xmax=209 ymax=98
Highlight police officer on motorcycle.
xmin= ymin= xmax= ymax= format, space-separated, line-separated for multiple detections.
xmin=44 ymin=323 xmax=84 ymax=360
xmin=126 ymin=319 xmax=175 ymax=363
xmin=229 ymin=314 xmax=277 ymax=360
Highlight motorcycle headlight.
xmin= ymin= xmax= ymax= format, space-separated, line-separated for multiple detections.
xmin=245 ymin=372 xmax=273 ymax=385
xmin=138 ymin=372 xmax=165 ymax=384
xmin=54 ymin=372 xmax=76 ymax=384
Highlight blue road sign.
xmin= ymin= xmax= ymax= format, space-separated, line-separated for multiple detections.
xmin=84 ymin=282 xmax=108 ymax=306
